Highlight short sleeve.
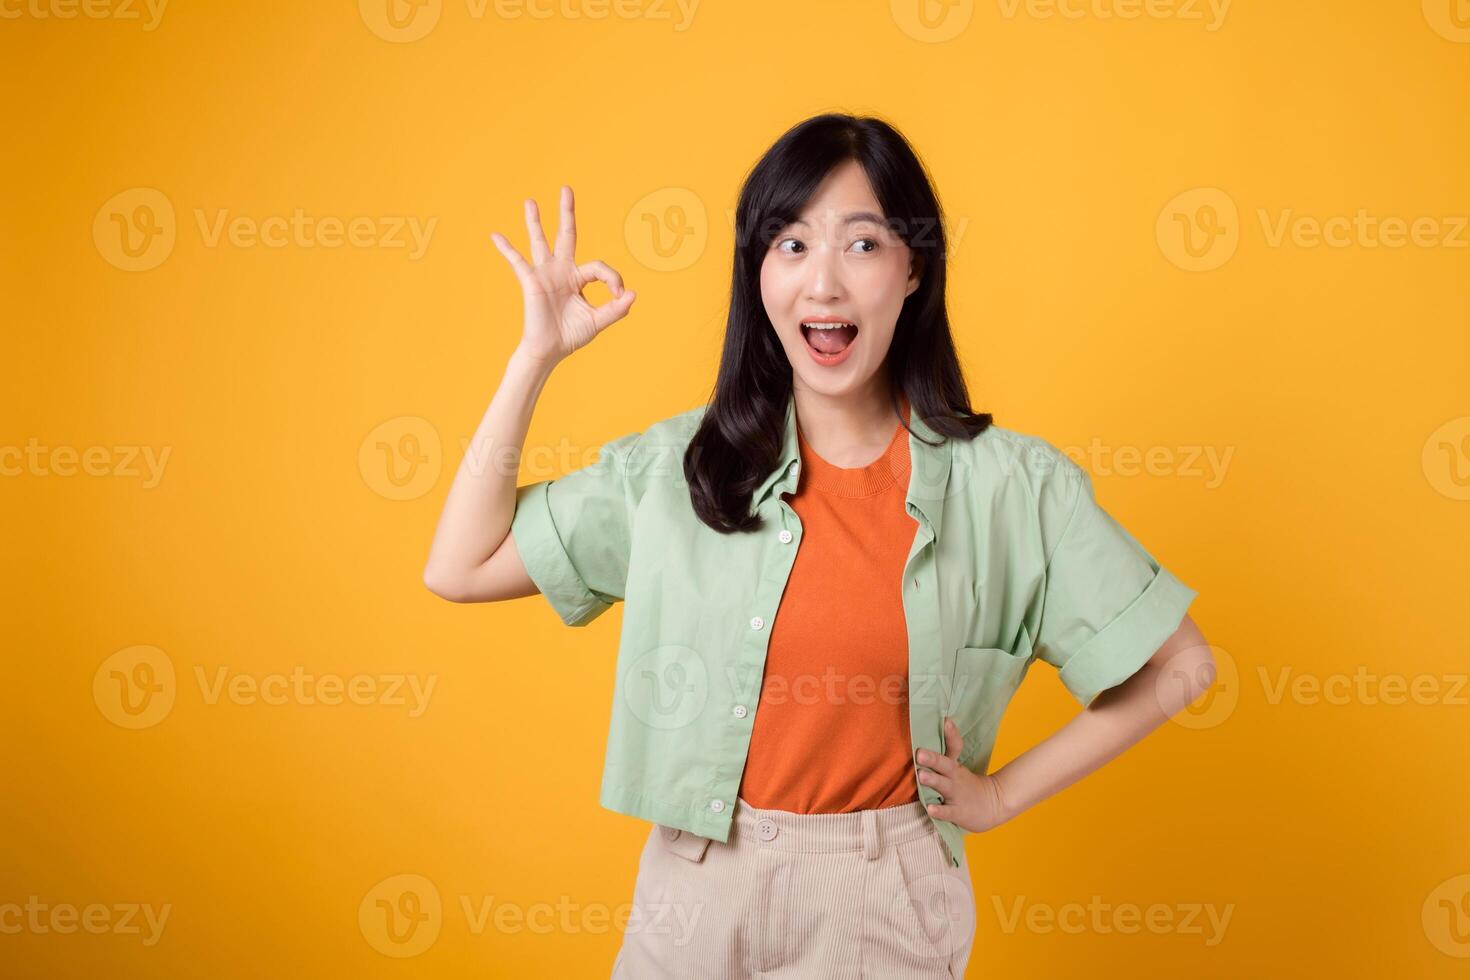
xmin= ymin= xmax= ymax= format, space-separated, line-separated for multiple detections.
xmin=509 ymin=428 xmax=642 ymax=627
xmin=1033 ymin=458 xmax=1198 ymax=708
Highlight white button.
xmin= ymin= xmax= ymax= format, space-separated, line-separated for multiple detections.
xmin=732 ymin=704 xmax=748 ymax=719
xmin=710 ymin=799 xmax=725 ymax=813
xmin=789 ymin=461 xmax=799 ymax=475
xmin=756 ymin=817 xmax=778 ymax=841
xmin=750 ymin=616 xmax=764 ymax=630
xmin=778 ymin=530 xmax=793 ymax=544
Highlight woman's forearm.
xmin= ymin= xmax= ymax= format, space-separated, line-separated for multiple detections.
xmin=990 ymin=615 xmax=1213 ymax=821
xmin=422 ymin=345 xmax=557 ymax=596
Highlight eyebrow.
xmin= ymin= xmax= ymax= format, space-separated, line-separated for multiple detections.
xmin=789 ymin=211 xmax=888 ymax=227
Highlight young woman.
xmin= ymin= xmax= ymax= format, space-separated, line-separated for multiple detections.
xmin=423 ymin=113 xmax=1213 ymax=979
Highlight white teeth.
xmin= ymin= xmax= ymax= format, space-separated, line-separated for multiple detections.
xmin=802 ymin=322 xmax=856 ymax=329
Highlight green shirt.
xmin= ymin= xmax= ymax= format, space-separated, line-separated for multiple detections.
xmin=510 ymin=392 xmax=1197 ymax=868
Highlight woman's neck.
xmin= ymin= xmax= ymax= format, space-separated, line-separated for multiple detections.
xmin=791 ymin=382 xmax=907 ymax=470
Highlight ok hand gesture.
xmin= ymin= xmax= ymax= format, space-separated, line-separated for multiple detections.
xmin=491 ymin=185 xmax=636 ymax=367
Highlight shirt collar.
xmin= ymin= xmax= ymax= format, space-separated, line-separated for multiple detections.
xmin=753 ymin=390 xmax=955 ymax=536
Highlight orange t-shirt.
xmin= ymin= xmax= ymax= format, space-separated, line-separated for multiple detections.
xmin=736 ymin=397 xmax=921 ymax=813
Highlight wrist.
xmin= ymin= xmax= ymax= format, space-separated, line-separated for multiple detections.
xmin=509 ymin=344 xmax=561 ymax=378
xmin=991 ymin=770 xmax=1021 ymax=825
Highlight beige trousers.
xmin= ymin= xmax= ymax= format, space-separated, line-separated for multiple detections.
xmin=611 ymin=795 xmax=975 ymax=979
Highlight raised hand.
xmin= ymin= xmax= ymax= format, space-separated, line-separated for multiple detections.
xmin=490 ymin=185 xmax=637 ymax=366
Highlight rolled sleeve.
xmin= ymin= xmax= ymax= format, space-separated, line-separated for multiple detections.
xmin=509 ymin=429 xmax=641 ymax=627
xmin=1034 ymin=460 xmax=1198 ymax=708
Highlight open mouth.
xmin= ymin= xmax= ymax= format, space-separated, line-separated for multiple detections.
xmin=800 ymin=320 xmax=859 ymax=356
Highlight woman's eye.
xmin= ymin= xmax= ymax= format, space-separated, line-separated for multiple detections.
xmin=775 ymin=237 xmax=877 ymax=254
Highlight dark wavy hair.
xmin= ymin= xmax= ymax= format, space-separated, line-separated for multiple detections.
xmin=684 ymin=112 xmax=993 ymax=534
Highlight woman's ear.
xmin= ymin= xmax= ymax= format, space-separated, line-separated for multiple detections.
xmin=906 ymin=251 xmax=925 ymax=296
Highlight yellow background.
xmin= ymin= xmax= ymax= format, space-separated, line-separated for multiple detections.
xmin=4 ymin=0 xmax=1469 ymax=976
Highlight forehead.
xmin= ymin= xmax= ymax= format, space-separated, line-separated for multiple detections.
xmin=792 ymin=159 xmax=886 ymax=225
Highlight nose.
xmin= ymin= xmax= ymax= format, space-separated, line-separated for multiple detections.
xmin=804 ymin=238 xmax=846 ymax=303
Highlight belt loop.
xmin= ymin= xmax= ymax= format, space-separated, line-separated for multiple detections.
xmin=658 ymin=825 xmax=712 ymax=863
xmin=862 ymin=810 xmax=880 ymax=860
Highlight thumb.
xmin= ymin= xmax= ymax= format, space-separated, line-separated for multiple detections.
xmin=942 ymin=716 xmax=964 ymax=759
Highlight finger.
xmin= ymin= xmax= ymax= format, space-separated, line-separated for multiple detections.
xmin=554 ymin=185 xmax=576 ymax=260
xmin=524 ymin=197 xmax=552 ymax=264
xmin=943 ymin=716 xmax=965 ymax=760
xmin=917 ymin=766 xmax=955 ymax=797
xmin=588 ymin=289 xmax=637 ymax=332
xmin=489 ymin=231 xmax=533 ymax=281
xmin=917 ymin=746 xmax=956 ymax=777
xmin=925 ymin=800 xmax=957 ymax=821
xmin=577 ymin=259 xmax=625 ymax=297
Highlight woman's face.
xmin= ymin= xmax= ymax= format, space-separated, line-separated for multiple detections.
xmin=759 ymin=158 xmax=921 ymax=399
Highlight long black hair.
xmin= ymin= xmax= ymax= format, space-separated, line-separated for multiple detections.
xmin=684 ymin=112 xmax=993 ymax=534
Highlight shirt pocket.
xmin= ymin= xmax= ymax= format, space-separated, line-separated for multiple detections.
xmin=944 ymin=623 xmax=1035 ymax=771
